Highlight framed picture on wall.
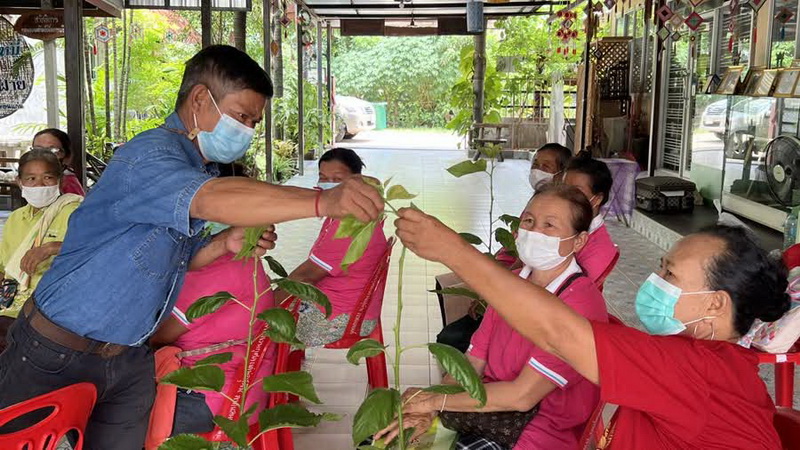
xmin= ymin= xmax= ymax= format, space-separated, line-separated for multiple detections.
xmin=717 ymin=66 xmax=744 ymax=94
xmin=774 ymin=69 xmax=800 ymax=97
xmin=743 ymin=68 xmax=765 ymax=96
xmin=752 ymin=69 xmax=778 ymax=96
xmin=703 ymin=74 xmax=722 ymax=94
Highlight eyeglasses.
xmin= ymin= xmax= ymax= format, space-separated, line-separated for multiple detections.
xmin=28 ymin=146 xmax=63 ymax=155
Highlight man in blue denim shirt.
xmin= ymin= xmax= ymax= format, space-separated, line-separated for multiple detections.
xmin=0 ymin=45 xmax=384 ymax=449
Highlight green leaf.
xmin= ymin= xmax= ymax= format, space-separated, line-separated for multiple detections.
xmin=335 ymin=215 xmax=370 ymax=239
xmin=409 ymin=201 xmax=421 ymax=210
xmin=274 ymin=279 xmax=332 ymax=317
xmin=262 ymin=371 xmax=322 ymax=404
xmin=428 ymin=287 xmax=481 ymax=301
xmin=185 ymin=292 xmax=235 ymax=322
xmin=235 ymin=226 xmax=269 ymax=260
xmin=446 ymin=159 xmax=487 ymax=178
xmin=264 ymin=255 xmax=288 ymax=278
xmin=499 ymin=214 xmax=521 ymax=233
xmin=494 ymin=228 xmax=518 ymax=257
xmin=158 ymin=434 xmax=217 ymax=450
xmin=458 ymin=232 xmax=484 ymax=246
xmin=385 ymin=185 xmax=417 ymax=202
xmin=257 ymin=307 xmax=298 ymax=343
xmin=213 ymin=415 xmax=249 ymax=447
xmin=341 ymin=220 xmax=378 ymax=272
xmin=382 ymin=176 xmax=394 ymax=188
xmin=161 ymin=365 xmax=225 ymax=392
xmin=194 ymin=352 xmax=233 ymax=367
xmin=423 ymin=384 xmax=467 ymax=394
xmin=346 ymin=339 xmax=386 ymax=365
xmin=352 ymin=388 xmax=401 ymax=445
xmin=427 ymin=343 xmax=486 ymax=406
xmin=258 ymin=403 xmax=339 ymax=433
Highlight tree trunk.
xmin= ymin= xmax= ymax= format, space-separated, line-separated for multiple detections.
xmin=272 ymin=6 xmax=284 ymax=140
xmin=112 ymin=17 xmax=120 ymax=141
xmin=119 ymin=10 xmax=128 ymax=139
xmin=83 ymin=23 xmax=97 ymax=137
xmin=233 ymin=12 xmax=246 ymax=51
xmin=122 ymin=10 xmax=134 ymax=139
xmin=103 ymin=19 xmax=111 ymax=140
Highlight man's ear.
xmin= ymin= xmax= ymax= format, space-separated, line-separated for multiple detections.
xmin=189 ymin=84 xmax=211 ymax=113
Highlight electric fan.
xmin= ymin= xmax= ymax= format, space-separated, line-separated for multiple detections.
xmin=765 ymin=135 xmax=800 ymax=207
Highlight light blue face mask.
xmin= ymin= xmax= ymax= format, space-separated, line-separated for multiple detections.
xmin=317 ymin=181 xmax=340 ymax=190
xmin=635 ymin=273 xmax=715 ymax=335
xmin=193 ymin=90 xmax=255 ymax=164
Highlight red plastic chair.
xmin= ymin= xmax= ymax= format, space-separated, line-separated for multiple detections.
xmin=0 ymin=382 xmax=97 ymax=450
xmin=595 ymin=248 xmax=620 ymax=293
xmin=287 ymin=237 xmax=396 ymax=390
xmin=775 ymin=407 xmax=800 ymax=450
xmin=201 ymin=328 xmax=293 ymax=450
xmin=755 ymin=245 xmax=800 ymax=408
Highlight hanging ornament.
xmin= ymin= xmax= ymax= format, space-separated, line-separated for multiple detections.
xmin=669 ymin=13 xmax=684 ymax=29
xmin=776 ymin=7 xmax=795 ymax=40
xmin=729 ymin=0 xmax=739 ymax=13
xmin=270 ymin=40 xmax=280 ymax=56
xmin=688 ymin=0 xmax=704 ymax=7
xmin=671 ymin=30 xmax=682 ymax=41
xmin=657 ymin=5 xmax=674 ymax=22
xmin=656 ymin=26 xmax=671 ymax=41
xmin=604 ymin=0 xmax=616 ymax=10
xmin=684 ymin=11 xmax=704 ymax=31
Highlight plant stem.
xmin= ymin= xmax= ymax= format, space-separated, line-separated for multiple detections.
xmin=394 ymin=246 xmax=408 ymax=449
xmin=240 ymin=256 xmax=261 ymax=415
xmin=488 ymin=159 xmax=496 ymax=255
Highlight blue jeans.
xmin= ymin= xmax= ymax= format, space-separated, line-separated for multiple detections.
xmin=0 ymin=313 xmax=155 ymax=450
xmin=172 ymin=388 xmax=215 ymax=436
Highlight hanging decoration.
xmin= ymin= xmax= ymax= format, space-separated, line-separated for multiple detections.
xmin=776 ymin=7 xmax=795 ymax=40
xmin=0 ymin=16 xmax=34 ymax=120
xmin=656 ymin=25 xmax=671 ymax=41
xmin=554 ymin=10 xmax=579 ymax=55
xmin=95 ymin=24 xmax=111 ymax=43
xmin=684 ymin=11 xmax=704 ymax=31
xmin=656 ymin=4 xmax=674 ymax=23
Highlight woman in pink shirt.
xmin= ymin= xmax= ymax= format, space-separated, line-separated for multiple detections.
xmin=378 ymin=184 xmax=608 ymax=449
xmin=32 ymin=128 xmax=86 ymax=196
xmin=278 ymin=148 xmax=389 ymax=347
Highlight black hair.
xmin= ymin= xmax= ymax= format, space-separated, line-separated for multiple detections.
xmin=33 ymin=128 xmax=71 ymax=160
xmin=318 ymin=148 xmax=365 ymax=175
xmin=537 ymin=143 xmax=573 ymax=172
xmin=218 ymin=162 xmax=249 ymax=178
xmin=175 ymin=45 xmax=273 ymax=110
xmin=566 ymin=152 xmax=613 ymax=207
xmin=19 ymin=148 xmax=63 ymax=178
xmin=533 ymin=183 xmax=593 ymax=234
xmin=699 ymin=225 xmax=791 ymax=335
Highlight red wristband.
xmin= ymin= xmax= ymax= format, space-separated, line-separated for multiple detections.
xmin=314 ymin=187 xmax=323 ymax=217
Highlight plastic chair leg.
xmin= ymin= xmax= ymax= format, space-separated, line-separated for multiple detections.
xmin=775 ymin=362 xmax=796 ymax=408
xmin=366 ymin=352 xmax=389 ymax=389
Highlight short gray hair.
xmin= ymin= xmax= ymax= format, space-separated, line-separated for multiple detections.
xmin=19 ymin=147 xmax=63 ymax=178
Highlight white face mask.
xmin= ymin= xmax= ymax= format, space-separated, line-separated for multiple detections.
xmin=317 ymin=181 xmax=339 ymax=190
xmin=515 ymin=228 xmax=576 ymax=271
xmin=21 ymin=185 xmax=60 ymax=208
xmin=529 ymin=169 xmax=555 ymax=190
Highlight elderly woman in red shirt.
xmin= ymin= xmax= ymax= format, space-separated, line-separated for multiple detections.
xmin=395 ymin=204 xmax=789 ymax=448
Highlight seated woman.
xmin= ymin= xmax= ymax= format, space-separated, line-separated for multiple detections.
xmin=0 ymin=148 xmax=82 ymax=319
xmin=278 ymin=148 xmax=389 ymax=347
xmin=528 ymin=142 xmax=572 ymax=190
xmin=395 ymin=205 xmax=789 ymax=448
xmin=150 ymin=228 xmax=275 ymax=436
xmin=380 ymin=184 xmax=608 ymax=450
xmin=32 ymin=128 xmax=86 ymax=196
xmin=437 ymin=153 xmax=616 ymax=352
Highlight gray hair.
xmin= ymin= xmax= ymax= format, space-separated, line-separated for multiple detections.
xmin=19 ymin=147 xmax=63 ymax=178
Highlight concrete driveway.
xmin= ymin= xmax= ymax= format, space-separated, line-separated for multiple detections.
xmin=339 ymin=129 xmax=464 ymax=151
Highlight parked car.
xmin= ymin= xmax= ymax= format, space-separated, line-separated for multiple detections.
xmin=335 ymin=96 xmax=376 ymax=141
xmin=700 ymin=97 xmax=775 ymax=158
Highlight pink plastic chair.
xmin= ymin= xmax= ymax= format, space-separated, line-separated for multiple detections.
xmin=0 ymin=382 xmax=97 ymax=450
xmin=287 ymin=237 xmax=396 ymax=390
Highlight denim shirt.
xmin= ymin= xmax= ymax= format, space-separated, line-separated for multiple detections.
xmin=35 ymin=113 xmax=219 ymax=346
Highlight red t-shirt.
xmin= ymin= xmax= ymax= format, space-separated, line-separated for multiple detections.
xmin=60 ymin=172 xmax=85 ymax=196
xmin=592 ymin=322 xmax=781 ymax=449
xmin=309 ymin=217 xmax=388 ymax=321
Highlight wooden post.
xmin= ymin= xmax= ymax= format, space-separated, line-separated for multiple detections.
xmin=326 ymin=23 xmax=333 ymax=139
xmin=297 ymin=20 xmax=304 ymax=175
xmin=64 ymin=0 xmax=85 ymax=187
xmin=201 ymin=0 xmax=212 ymax=48
xmin=263 ymin=0 xmax=273 ymax=182
xmin=579 ymin=0 xmax=594 ymax=151
xmin=648 ymin=0 xmax=666 ymax=175
xmin=471 ymin=23 xmax=487 ymax=157
xmin=316 ymin=23 xmax=324 ymax=156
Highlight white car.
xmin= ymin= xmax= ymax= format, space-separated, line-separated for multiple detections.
xmin=335 ymin=96 xmax=376 ymax=141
